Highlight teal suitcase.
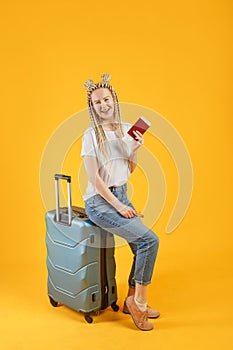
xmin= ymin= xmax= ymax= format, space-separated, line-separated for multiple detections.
xmin=45 ymin=174 xmax=119 ymax=323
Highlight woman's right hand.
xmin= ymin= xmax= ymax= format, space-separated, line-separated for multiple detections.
xmin=119 ymin=205 xmax=138 ymax=218
xmin=111 ymin=199 xmax=137 ymax=218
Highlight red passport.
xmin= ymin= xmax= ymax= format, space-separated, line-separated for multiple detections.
xmin=127 ymin=117 xmax=151 ymax=140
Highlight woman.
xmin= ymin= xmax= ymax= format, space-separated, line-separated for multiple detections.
xmin=81 ymin=74 xmax=160 ymax=331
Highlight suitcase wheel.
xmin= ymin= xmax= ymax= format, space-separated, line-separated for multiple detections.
xmin=84 ymin=314 xmax=93 ymax=323
xmin=49 ymin=296 xmax=58 ymax=307
xmin=111 ymin=302 xmax=119 ymax=312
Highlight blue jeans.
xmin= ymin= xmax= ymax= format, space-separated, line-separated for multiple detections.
xmin=85 ymin=183 xmax=160 ymax=287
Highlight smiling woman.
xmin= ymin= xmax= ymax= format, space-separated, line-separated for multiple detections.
xmin=81 ymin=74 xmax=160 ymax=331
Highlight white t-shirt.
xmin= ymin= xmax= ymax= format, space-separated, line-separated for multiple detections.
xmin=81 ymin=122 xmax=135 ymax=200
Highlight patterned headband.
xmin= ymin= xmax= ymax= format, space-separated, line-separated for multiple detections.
xmin=84 ymin=74 xmax=112 ymax=92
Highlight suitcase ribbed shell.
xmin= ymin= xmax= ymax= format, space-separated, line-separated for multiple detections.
xmin=46 ymin=210 xmax=117 ymax=317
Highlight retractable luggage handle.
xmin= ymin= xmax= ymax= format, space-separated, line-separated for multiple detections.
xmin=54 ymin=174 xmax=72 ymax=226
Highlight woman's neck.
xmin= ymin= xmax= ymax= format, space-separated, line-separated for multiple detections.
xmin=103 ymin=126 xmax=114 ymax=131
xmin=102 ymin=122 xmax=118 ymax=131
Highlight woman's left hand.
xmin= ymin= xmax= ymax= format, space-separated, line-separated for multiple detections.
xmin=132 ymin=130 xmax=144 ymax=149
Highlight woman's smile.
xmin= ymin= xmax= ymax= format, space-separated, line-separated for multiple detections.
xmin=100 ymin=107 xmax=113 ymax=117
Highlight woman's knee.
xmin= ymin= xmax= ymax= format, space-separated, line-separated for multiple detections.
xmin=146 ymin=232 xmax=159 ymax=257
xmin=139 ymin=230 xmax=159 ymax=253
xmin=153 ymin=233 xmax=160 ymax=247
xmin=146 ymin=230 xmax=159 ymax=245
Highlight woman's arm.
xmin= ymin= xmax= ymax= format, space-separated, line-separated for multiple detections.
xmin=128 ymin=130 xmax=144 ymax=173
xmin=128 ymin=152 xmax=137 ymax=173
xmin=84 ymin=155 xmax=137 ymax=218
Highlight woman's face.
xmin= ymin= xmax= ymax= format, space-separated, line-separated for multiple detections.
xmin=91 ymin=88 xmax=115 ymax=123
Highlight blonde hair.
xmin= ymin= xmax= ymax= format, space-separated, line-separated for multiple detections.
xmin=84 ymin=75 xmax=127 ymax=162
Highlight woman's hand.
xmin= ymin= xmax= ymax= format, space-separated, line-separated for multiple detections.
xmin=131 ymin=130 xmax=144 ymax=151
xmin=118 ymin=204 xmax=138 ymax=218
xmin=111 ymin=198 xmax=138 ymax=218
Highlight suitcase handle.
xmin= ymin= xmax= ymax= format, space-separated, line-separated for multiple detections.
xmin=55 ymin=174 xmax=71 ymax=182
xmin=54 ymin=173 xmax=72 ymax=226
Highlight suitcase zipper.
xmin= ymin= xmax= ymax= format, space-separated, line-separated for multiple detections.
xmin=100 ymin=231 xmax=109 ymax=310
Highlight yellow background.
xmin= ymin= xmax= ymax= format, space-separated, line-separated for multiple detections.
xmin=0 ymin=0 xmax=232 ymax=349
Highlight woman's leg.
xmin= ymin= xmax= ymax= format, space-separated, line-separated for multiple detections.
xmin=85 ymin=187 xmax=160 ymax=330
xmin=124 ymin=236 xmax=160 ymax=319
xmin=127 ymin=230 xmax=159 ymax=288
xmin=135 ymin=283 xmax=147 ymax=308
